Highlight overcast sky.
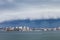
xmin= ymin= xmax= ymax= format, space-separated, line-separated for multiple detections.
xmin=0 ymin=0 xmax=60 ymax=22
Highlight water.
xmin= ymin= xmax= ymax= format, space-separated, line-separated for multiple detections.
xmin=0 ymin=31 xmax=60 ymax=40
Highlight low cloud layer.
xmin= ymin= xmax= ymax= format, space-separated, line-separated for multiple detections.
xmin=0 ymin=0 xmax=60 ymax=22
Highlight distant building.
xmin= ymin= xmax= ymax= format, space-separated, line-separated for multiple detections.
xmin=43 ymin=28 xmax=47 ymax=31
xmin=22 ymin=26 xmax=27 ymax=31
xmin=53 ymin=28 xmax=57 ymax=31
xmin=19 ymin=26 xmax=22 ymax=29
xmin=19 ymin=26 xmax=23 ymax=31
xmin=47 ymin=28 xmax=52 ymax=31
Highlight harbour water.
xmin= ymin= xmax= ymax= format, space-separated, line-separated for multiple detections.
xmin=0 ymin=31 xmax=60 ymax=40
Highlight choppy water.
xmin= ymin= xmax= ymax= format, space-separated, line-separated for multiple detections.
xmin=0 ymin=31 xmax=60 ymax=40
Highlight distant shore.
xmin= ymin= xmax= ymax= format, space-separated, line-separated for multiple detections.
xmin=0 ymin=26 xmax=60 ymax=32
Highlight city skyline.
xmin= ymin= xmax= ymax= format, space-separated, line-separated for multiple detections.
xmin=0 ymin=0 xmax=60 ymax=40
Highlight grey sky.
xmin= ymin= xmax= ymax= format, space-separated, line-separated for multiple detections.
xmin=0 ymin=0 xmax=60 ymax=22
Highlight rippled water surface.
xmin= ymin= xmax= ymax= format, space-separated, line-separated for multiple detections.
xmin=0 ymin=31 xmax=60 ymax=40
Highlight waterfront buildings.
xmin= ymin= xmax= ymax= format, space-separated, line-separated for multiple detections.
xmin=0 ymin=26 xmax=60 ymax=32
